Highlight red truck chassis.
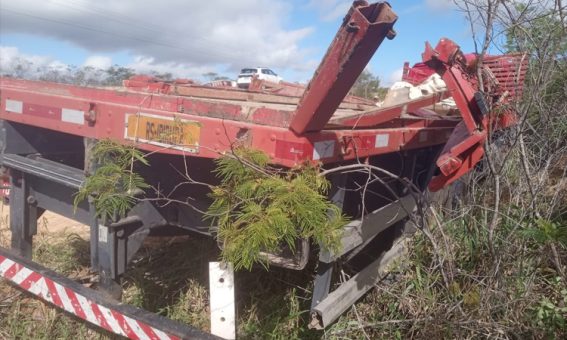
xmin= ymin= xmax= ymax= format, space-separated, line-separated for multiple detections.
xmin=0 ymin=1 xmax=526 ymax=337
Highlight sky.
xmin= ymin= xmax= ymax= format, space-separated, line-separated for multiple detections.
xmin=0 ymin=0 xmax=476 ymax=85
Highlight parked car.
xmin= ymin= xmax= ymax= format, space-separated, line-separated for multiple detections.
xmin=236 ymin=67 xmax=282 ymax=88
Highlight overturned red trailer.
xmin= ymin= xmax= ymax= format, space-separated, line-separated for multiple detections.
xmin=0 ymin=1 xmax=527 ymax=337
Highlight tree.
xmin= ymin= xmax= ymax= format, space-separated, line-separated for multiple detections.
xmin=103 ymin=66 xmax=136 ymax=86
xmin=202 ymin=71 xmax=230 ymax=82
xmin=350 ymin=69 xmax=386 ymax=100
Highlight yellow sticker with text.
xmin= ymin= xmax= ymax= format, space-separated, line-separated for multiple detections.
xmin=126 ymin=113 xmax=200 ymax=153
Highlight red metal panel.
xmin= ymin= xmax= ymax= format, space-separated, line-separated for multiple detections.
xmin=328 ymin=92 xmax=450 ymax=128
xmin=290 ymin=2 xmax=397 ymax=134
xmin=248 ymin=77 xmax=376 ymax=106
xmin=402 ymin=62 xmax=436 ymax=85
xmin=421 ymin=39 xmax=527 ymax=191
xmin=23 ymin=103 xmax=62 ymax=120
xmin=0 ymin=78 xmax=458 ymax=169
xmin=275 ymin=140 xmax=312 ymax=163
xmin=429 ymin=143 xmax=484 ymax=191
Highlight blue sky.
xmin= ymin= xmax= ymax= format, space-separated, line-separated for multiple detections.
xmin=0 ymin=0 xmax=475 ymax=85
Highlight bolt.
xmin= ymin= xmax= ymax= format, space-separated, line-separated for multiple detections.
xmin=26 ymin=195 xmax=36 ymax=205
xmin=386 ymin=29 xmax=397 ymax=40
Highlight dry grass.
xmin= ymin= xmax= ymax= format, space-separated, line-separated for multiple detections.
xmin=0 ymin=202 xmax=322 ymax=339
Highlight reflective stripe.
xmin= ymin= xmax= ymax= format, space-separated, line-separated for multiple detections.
xmin=11 ymin=267 xmax=33 ymax=285
xmin=0 ymin=258 xmax=15 ymax=274
xmin=61 ymin=108 xmax=85 ymax=124
xmin=5 ymin=100 xmax=23 ymax=113
xmin=313 ymin=140 xmax=335 ymax=160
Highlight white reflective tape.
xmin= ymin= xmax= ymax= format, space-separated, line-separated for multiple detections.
xmin=209 ymin=262 xmax=236 ymax=340
xmin=76 ymin=294 xmax=101 ymax=326
xmin=11 ymin=267 xmax=33 ymax=285
xmin=5 ymin=100 xmax=23 ymax=113
xmin=54 ymin=281 xmax=76 ymax=315
xmin=313 ymin=140 xmax=335 ymax=160
xmin=28 ymin=277 xmax=46 ymax=295
xmin=98 ymin=225 xmax=108 ymax=243
xmin=0 ymin=258 xmax=15 ymax=275
xmin=98 ymin=305 xmax=128 ymax=336
xmin=29 ymin=278 xmax=53 ymax=303
xmin=61 ymin=108 xmax=85 ymax=124
xmin=124 ymin=316 xmax=151 ymax=340
xmin=375 ymin=134 xmax=389 ymax=148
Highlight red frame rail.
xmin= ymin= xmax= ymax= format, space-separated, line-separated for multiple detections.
xmin=0 ymin=77 xmax=456 ymax=169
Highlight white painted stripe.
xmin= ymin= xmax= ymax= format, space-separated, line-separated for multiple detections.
xmin=375 ymin=134 xmax=389 ymax=148
xmin=28 ymin=277 xmax=46 ymax=295
xmin=29 ymin=278 xmax=53 ymax=303
xmin=0 ymin=259 xmax=15 ymax=275
xmin=11 ymin=267 xmax=33 ymax=285
xmin=76 ymin=293 xmax=101 ymax=326
xmin=61 ymin=108 xmax=85 ymax=125
xmin=124 ymin=316 xmax=151 ymax=340
xmin=5 ymin=100 xmax=23 ymax=114
xmin=152 ymin=328 xmax=173 ymax=340
xmin=98 ymin=305 xmax=127 ymax=336
xmin=54 ymin=281 xmax=76 ymax=315
xmin=313 ymin=140 xmax=335 ymax=160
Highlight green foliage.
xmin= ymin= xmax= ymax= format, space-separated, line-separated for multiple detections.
xmin=207 ymin=148 xmax=347 ymax=270
xmin=505 ymin=4 xmax=567 ymax=56
xmin=350 ymin=69 xmax=386 ymax=100
xmin=74 ymin=140 xmax=149 ymax=222
xmin=522 ymin=218 xmax=567 ymax=248
xmin=241 ymin=288 xmax=310 ymax=339
xmin=534 ymin=277 xmax=567 ymax=334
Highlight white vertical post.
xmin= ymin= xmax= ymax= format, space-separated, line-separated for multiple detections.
xmin=209 ymin=262 xmax=236 ymax=339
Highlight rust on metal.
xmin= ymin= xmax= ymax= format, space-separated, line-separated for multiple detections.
xmin=290 ymin=1 xmax=398 ymax=134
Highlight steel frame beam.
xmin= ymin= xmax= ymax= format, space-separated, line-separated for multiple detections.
xmin=291 ymin=1 xmax=397 ymax=133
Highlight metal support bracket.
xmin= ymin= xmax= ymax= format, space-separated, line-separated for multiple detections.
xmin=9 ymin=171 xmax=38 ymax=259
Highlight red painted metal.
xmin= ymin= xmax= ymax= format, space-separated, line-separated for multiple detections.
xmin=125 ymin=76 xmax=372 ymax=111
xmin=421 ymin=38 xmax=527 ymax=191
xmin=402 ymin=62 xmax=436 ymax=85
xmin=248 ymin=77 xmax=376 ymax=106
xmin=0 ymin=36 xmax=526 ymax=194
xmin=328 ymin=92 xmax=451 ymax=128
xmin=1 ymin=77 xmax=454 ymax=168
xmin=290 ymin=1 xmax=397 ymax=134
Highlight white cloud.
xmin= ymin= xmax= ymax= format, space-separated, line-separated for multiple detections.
xmin=127 ymin=56 xmax=214 ymax=79
xmin=0 ymin=46 xmax=70 ymax=78
xmin=83 ymin=56 xmax=112 ymax=69
xmin=0 ymin=0 xmax=316 ymax=76
xmin=386 ymin=67 xmax=404 ymax=86
xmin=307 ymin=0 xmax=351 ymax=22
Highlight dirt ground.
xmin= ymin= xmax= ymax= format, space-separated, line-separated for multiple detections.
xmin=0 ymin=203 xmax=89 ymax=238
